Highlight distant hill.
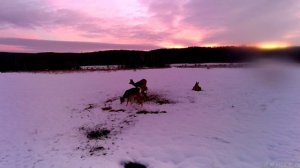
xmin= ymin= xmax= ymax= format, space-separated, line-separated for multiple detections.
xmin=0 ymin=47 xmax=299 ymax=72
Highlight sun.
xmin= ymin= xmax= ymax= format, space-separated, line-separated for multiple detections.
xmin=257 ymin=42 xmax=290 ymax=50
xmin=161 ymin=42 xmax=186 ymax=49
xmin=202 ymin=43 xmax=219 ymax=48
xmin=167 ymin=44 xmax=185 ymax=49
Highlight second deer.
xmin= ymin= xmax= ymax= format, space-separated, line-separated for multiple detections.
xmin=120 ymin=87 xmax=144 ymax=106
xmin=129 ymin=79 xmax=148 ymax=97
xmin=192 ymin=81 xmax=202 ymax=91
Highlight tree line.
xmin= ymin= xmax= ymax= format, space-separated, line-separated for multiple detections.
xmin=0 ymin=46 xmax=299 ymax=72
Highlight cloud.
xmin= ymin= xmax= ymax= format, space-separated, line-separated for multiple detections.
xmin=0 ymin=37 xmax=158 ymax=52
xmin=183 ymin=0 xmax=300 ymax=44
xmin=0 ymin=0 xmax=104 ymax=33
xmin=0 ymin=0 xmax=164 ymax=44
xmin=136 ymin=0 xmax=207 ymax=46
xmin=138 ymin=0 xmax=300 ymax=45
xmin=0 ymin=0 xmax=300 ymax=52
xmin=0 ymin=0 xmax=51 ymax=28
xmin=139 ymin=0 xmax=183 ymax=25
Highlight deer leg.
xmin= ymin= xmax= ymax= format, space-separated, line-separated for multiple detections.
xmin=140 ymin=101 xmax=143 ymax=107
xmin=143 ymin=91 xmax=147 ymax=98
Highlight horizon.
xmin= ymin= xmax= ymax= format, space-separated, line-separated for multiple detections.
xmin=0 ymin=0 xmax=300 ymax=52
xmin=1 ymin=41 xmax=300 ymax=54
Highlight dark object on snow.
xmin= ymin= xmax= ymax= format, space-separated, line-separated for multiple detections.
xmin=192 ymin=81 xmax=202 ymax=91
xmin=84 ymin=104 xmax=94 ymax=111
xmin=145 ymin=93 xmax=175 ymax=105
xmin=86 ymin=129 xmax=110 ymax=140
xmin=102 ymin=106 xmax=112 ymax=111
xmin=109 ymin=109 xmax=126 ymax=112
xmin=136 ymin=110 xmax=167 ymax=114
xmin=89 ymin=146 xmax=105 ymax=153
xmin=124 ymin=162 xmax=147 ymax=168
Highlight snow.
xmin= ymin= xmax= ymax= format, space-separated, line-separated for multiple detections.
xmin=0 ymin=66 xmax=300 ymax=168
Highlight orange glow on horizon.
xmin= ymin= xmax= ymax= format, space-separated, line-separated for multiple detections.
xmin=257 ymin=42 xmax=290 ymax=50
xmin=202 ymin=44 xmax=219 ymax=48
xmin=160 ymin=42 xmax=186 ymax=49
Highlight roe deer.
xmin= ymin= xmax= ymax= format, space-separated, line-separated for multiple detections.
xmin=129 ymin=79 xmax=148 ymax=96
xmin=120 ymin=87 xmax=143 ymax=106
xmin=192 ymin=81 xmax=202 ymax=91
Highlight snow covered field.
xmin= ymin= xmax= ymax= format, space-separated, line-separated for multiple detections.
xmin=1 ymin=66 xmax=300 ymax=168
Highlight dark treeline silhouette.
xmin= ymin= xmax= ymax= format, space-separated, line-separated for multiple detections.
xmin=0 ymin=46 xmax=299 ymax=72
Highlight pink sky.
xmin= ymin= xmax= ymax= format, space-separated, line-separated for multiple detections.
xmin=0 ymin=0 xmax=300 ymax=52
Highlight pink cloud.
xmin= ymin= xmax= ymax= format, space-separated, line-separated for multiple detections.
xmin=0 ymin=44 xmax=31 ymax=52
xmin=0 ymin=0 xmax=299 ymax=52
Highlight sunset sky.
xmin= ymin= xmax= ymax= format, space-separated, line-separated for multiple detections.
xmin=0 ymin=0 xmax=300 ymax=52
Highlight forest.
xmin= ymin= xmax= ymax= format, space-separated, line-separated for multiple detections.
xmin=0 ymin=46 xmax=299 ymax=72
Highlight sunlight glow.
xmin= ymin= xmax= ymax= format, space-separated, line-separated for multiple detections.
xmin=161 ymin=43 xmax=186 ymax=49
xmin=257 ymin=42 xmax=290 ymax=50
xmin=202 ymin=44 xmax=219 ymax=48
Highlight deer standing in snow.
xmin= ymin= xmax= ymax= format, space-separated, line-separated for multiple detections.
xmin=129 ymin=79 xmax=148 ymax=97
xmin=192 ymin=81 xmax=202 ymax=91
xmin=120 ymin=87 xmax=143 ymax=106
